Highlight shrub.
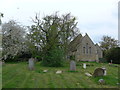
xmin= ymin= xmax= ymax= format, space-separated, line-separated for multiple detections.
xmin=4 ymin=52 xmax=32 ymax=62
xmin=41 ymin=47 xmax=65 ymax=67
xmin=105 ymin=47 xmax=120 ymax=64
xmin=99 ymin=58 xmax=107 ymax=63
xmin=70 ymin=55 xmax=75 ymax=60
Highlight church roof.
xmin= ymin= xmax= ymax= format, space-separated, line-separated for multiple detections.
xmin=68 ymin=33 xmax=96 ymax=52
xmin=95 ymin=43 xmax=102 ymax=50
xmin=68 ymin=34 xmax=83 ymax=52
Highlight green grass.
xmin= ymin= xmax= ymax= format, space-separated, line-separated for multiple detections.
xmin=2 ymin=61 xmax=119 ymax=88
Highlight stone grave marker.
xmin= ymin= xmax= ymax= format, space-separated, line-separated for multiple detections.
xmin=43 ymin=70 xmax=48 ymax=73
xmin=98 ymin=79 xmax=105 ymax=85
xmin=28 ymin=58 xmax=35 ymax=70
xmin=93 ymin=68 xmax=104 ymax=77
xmin=85 ymin=72 xmax=92 ymax=77
xmin=70 ymin=60 xmax=76 ymax=71
xmin=83 ymin=63 xmax=86 ymax=69
xmin=56 ymin=70 xmax=62 ymax=74
xmin=102 ymin=67 xmax=107 ymax=76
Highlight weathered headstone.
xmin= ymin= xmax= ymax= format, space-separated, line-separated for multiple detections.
xmin=93 ymin=68 xmax=104 ymax=77
xmin=85 ymin=72 xmax=92 ymax=77
xmin=102 ymin=67 xmax=107 ymax=76
xmin=83 ymin=63 xmax=86 ymax=69
xmin=70 ymin=60 xmax=76 ymax=71
xmin=28 ymin=58 xmax=35 ymax=70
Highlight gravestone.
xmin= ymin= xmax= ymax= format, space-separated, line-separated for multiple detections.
xmin=28 ymin=58 xmax=35 ymax=70
xmin=85 ymin=72 xmax=92 ymax=77
xmin=98 ymin=79 xmax=105 ymax=85
xmin=43 ymin=70 xmax=48 ymax=73
xmin=70 ymin=60 xmax=76 ymax=71
xmin=93 ymin=68 xmax=104 ymax=77
xmin=102 ymin=67 xmax=107 ymax=76
xmin=83 ymin=63 xmax=86 ymax=69
xmin=56 ymin=70 xmax=62 ymax=74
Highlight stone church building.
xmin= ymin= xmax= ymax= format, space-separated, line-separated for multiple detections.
xmin=68 ymin=33 xmax=103 ymax=62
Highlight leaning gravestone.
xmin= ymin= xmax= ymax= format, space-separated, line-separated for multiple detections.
xmin=85 ymin=72 xmax=92 ymax=77
xmin=70 ymin=60 xmax=76 ymax=71
xmin=93 ymin=68 xmax=104 ymax=77
xmin=28 ymin=58 xmax=35 ymax=70
xmin=56 ymin=70 xmax=62 ymax=74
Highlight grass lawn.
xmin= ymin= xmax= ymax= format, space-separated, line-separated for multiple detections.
xmin=2 ymin=61 xmax=119 ymax=88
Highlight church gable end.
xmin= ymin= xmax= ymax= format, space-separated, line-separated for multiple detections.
xmin=80 ymin=33 xmax=96 ymax=54
xmin=69 ymin=33 xmax=102 ymax=62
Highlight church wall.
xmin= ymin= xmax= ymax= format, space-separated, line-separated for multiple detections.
xmin=75 ymin=34 xmax=98 ymax=61
xmin=95 ymin=45 xmax=103 ymax=59
xmin=68 ymin=33 xmax=103 ymax=62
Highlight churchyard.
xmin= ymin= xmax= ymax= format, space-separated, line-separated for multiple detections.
xmin=1 ymin=9 xmax=120 ymax=89
xmin=2 ymin=61 xmax=119 ymax=88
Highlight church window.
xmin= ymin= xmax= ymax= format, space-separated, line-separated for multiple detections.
xmin=86 ymin=43 xmax=88 ymax=54
xmin=89 ymin=47 xmax=91 ymax=54
xmin=83 ymin=47 xmax=85 ymax=54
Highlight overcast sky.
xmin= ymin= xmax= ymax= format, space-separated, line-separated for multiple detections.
xmin=0 ymin=0 xmax=119 ymax=43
